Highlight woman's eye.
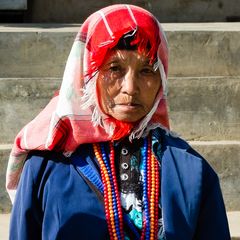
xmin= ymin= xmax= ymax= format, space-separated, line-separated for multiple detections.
xmin=141 ymin=67 xmax=154 ymax=74
xmin=109 ymin=65 xmax=121 ymax=72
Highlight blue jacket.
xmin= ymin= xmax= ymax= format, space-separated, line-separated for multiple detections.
xmin=10 ymin=129 xmax=230 ymax=239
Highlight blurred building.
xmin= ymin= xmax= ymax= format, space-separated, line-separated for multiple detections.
xmin=1 ymin=0 xmax=240 ymax=23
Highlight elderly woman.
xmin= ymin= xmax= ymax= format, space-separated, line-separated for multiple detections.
xmin=7 ymin=4 xmax=230 ymax=240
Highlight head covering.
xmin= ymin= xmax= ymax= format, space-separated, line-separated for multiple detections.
xmin=6 ymin=4 xmax=169 ymax=202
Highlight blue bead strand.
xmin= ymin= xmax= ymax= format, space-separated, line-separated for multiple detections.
xmin=142 ymin=137 xmax=151 ymax=240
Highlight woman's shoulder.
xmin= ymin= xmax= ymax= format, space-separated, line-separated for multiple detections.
xmin=26 ymin=150 xmax=69 ymax=166
xmin=153 ymin=127 xmax=218 ymax=179
xmin=153 ymin=127 xmax=191 ymax=151
xmin=23 ymin=150 xmax=71 ymax=183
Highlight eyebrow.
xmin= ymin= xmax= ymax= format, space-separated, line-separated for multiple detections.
xmin=107 ymin=54 xmax=126 ymax=63
xmin=105 ymin=60 xmax=120 ymax=66
xmin=105 ymin=56 xmax=152 ymax=66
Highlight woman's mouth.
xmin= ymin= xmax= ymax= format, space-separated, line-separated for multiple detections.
xmin=114 ymin=102 xmax=142 ymax=111
xmin=120 ymin=102 xmax=139 ymax=106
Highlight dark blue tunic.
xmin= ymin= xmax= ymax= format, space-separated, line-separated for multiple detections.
xmin=9 ymin=129 xmax=230 ymax=239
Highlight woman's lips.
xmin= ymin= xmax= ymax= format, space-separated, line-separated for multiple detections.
xmin=114 ymin=103 xmax=142 ymax=111
xmin=119 ymin=102 xmax=139 ymax=106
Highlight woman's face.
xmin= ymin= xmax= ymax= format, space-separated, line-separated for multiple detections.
xmin=97 ymin=50 xmax=161 ymax=122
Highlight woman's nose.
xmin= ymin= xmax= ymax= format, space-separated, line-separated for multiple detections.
xmin=121 ymin=69 xmax=139 ymax=95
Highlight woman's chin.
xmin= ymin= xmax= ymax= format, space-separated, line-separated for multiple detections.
xmin=109 ymin=111 xmax=145 ymax=123
xmin=105 ymin=104 xmax=144 ymax=122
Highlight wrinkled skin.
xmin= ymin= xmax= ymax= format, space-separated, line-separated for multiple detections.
xmin=97 ymin=50 xmax=161 ymax=122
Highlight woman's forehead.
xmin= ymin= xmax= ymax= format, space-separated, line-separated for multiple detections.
xmin=104 ymin=50 xmax=151 ymax=64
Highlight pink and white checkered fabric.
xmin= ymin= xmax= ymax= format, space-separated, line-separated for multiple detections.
xmin=6 ymin=4 xmax=169 ymax=202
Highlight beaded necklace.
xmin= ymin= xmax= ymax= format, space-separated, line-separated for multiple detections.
xmin=93 ymin=135 xmax=160 ymax=240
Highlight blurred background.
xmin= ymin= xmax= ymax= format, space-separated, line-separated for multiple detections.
xmin=0 ymin=0 xmax=239 ymax=239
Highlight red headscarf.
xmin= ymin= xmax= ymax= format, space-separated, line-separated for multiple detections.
xmin=6 ymin=4 xmax=169 ymax=202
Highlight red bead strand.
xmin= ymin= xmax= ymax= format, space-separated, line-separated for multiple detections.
xmin=93 ymin=144 xmax=115 ymax=239
xmin=154 ymin=156 xmax=160 ymax=238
